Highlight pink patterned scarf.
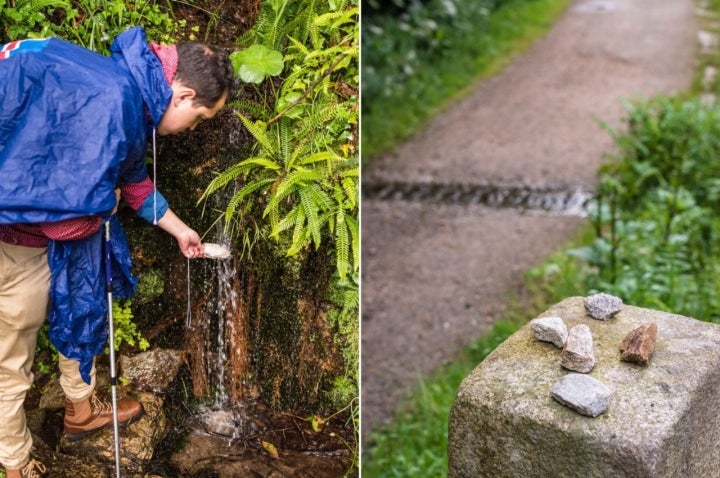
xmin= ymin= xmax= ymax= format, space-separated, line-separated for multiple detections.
xmin=149 ymin=43 xmax=178 ymax=85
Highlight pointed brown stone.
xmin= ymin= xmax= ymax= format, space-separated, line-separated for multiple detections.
xmin=620 ymin=322 xmax=657 ymax=365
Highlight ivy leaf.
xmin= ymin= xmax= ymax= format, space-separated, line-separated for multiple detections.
xmin=230 ymin=45 xmax=284 ymax=84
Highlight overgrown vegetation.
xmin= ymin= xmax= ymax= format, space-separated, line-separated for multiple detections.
xmin=0 ymin=0 xmax=184 ymax=53
xmin=362 ymin=2 xmax=720 ymax=476
xmin=361 ymin=0 xmax=570 ymax=160
xmin=200 ymin=0 xmax=359 ymax=415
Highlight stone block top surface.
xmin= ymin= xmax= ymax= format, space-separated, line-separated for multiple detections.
xmin=449 ymin=296 xmax=720 ymax=477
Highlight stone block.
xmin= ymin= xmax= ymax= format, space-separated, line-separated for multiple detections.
xmin=448 ymin=296 xmax=720 ymax=478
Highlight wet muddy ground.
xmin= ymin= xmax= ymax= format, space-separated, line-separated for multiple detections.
xmin=25 ymin=361 xmax=357 ymax=477
xmin=167 ymin=409 xmax=355 ymax=477
xmin=361 ymin=0 xmax=699 ymax=442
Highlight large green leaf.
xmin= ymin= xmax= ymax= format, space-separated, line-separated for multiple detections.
xmin=230 ymin=44 xmax=285 ymax=84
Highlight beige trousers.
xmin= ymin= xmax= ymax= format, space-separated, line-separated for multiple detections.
xmin=0 ymin=242 xmax=95 ymax=468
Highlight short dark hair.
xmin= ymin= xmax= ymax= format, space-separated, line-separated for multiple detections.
xmin=176 ymin=42 xmax=234 ymax=108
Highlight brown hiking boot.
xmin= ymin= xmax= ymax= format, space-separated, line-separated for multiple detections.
xmin=4 ymin=459 xmax=47 ymax=478
xmin=64 ymin=392 xmax=144 ymax=441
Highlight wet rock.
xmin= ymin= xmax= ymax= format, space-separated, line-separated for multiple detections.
xmin=584 ymin=292 xmax=623 ymax=320
xmin=196 ymin=408 xmax=238 ymax=437
xmin=120 ymin=348 xmax=185 ymax=393
xmin=38 ymin=379 xmax=67 ymax=410
xmin=550 ymin=373 xmax=611 ymax=417
xmin=620 ymin=322 xmax=657 ymax=365
xmin=561 ymin=324 xmax=595 ymax=373
xmin=530 ymin=316 xmax=568 ymax=348
xmin=192 ymin=402 xmax=270 ymax=439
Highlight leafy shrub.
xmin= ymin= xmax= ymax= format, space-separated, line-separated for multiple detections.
xmin=0 ymin=0 xmax=183 ymax=53
xmin=202 ymin=0 xmax=359 ymax=285
xmin=562 ymin=96 xmax=720 ymax=322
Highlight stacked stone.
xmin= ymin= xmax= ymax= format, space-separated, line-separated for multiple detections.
xmin=529 ymin=292 xmax=657 ymax=418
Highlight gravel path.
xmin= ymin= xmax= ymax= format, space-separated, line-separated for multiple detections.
xmin=361 ymin=0 xmax=699 ymax=441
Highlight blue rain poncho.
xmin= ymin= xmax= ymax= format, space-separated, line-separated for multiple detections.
xmin=0 ymin=28 xmax=173 ymax=383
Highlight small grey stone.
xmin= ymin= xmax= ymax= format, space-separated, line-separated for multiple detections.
xmin=530 ymin=316 xmax=568 ymax=348
xmin=561 ymin=324 xmax=595 ymax=373
xmin=584 ymin=292 xmax=623 ymax=320
xmin=551 ymin=373 xmax=611 ymax=417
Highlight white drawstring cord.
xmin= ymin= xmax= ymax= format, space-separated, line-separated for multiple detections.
xmin=152 ymin=128 xmax=158 ymax=225
xmin=186 ymin=257 xmax=192 ymax=327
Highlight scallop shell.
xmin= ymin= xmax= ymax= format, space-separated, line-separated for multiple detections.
xmin=203 ymin=243 xmax=231 ymax=259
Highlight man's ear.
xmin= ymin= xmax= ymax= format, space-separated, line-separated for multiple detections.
xmin=172 ymin=84 xmax=197 ymax=106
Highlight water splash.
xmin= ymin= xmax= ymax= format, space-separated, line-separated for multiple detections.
xmin=208 ymin=238 xmax=237 ymax=407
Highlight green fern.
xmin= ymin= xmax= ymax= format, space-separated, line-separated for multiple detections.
xmin=201 ymin=0 xmax=358 ymax=283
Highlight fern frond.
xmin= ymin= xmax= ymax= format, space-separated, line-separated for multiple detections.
xmin=275 ymin=168 xmax=322 ymax=201
xmin=233 ymin=29 xmax=256 ymax=48
xmin=278 ymin=117 xmax=291 ymax=167
xmin=200 ymin=161 xmax=254 ymax=202
xmin=341 ymin=177 xmax=357 ymax=209
xmin=266 ymin=198 xmax=281 ymax=237
xmin=275 ymin=203 xmax=300 ymax=234
xmin=340 ymin=164 xmax=359 ymax=177
xmin=237 ymin=113 xmax=277 ymax=154
xmin=285 ymin=137 xmax=312 ymax=171
xmin=230 ymin=99 xmax=273 ymax=120
xmin=287 ymin=34 xmax=311 ymax=58
xmin=308 ymin=183 xmax=333 ymax=211
xmin=335 ymin=211 xmax=349 ymax=281
xmin=299 ymin=187 xmax=321 ymax=248
xmin=263 ymin=169 xmax=321 ymax=218
xmin=18 ymin=0 xmax=70 ymax=13
xmin=298 ymin=103 xmax=341 ymax=135
xmin=345 ymin=214 xmax=359 ymax=274
xmin=224 ymin=177 xmax=274 ymax=219
xmin=288 ymin=202 xmax=307 ymax=253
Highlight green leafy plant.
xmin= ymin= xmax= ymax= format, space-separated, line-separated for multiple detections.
xmin=135 ymin=268 xmax=165 ymax=305
xmin=201 ymin=0 xmax=359 ymax=285
xmin=567 ymin=97 xmax=720 ymax=321
xmin=1 ymin=0 xmax=183 ymax=54
xmin=110 ymin=299 xmax=150 ymax=351
xmin=201 ymin=1 xmax=359 ymax=466
xmin=0 ymin=0 xmax=74 ymax=41
xmin=229 ymin=44 xmax=284 ymax=84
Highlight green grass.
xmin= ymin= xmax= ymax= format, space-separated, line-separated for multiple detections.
xmin=361 ymin=0 xmax=572 ymax=161
xmin=361 ymin=317 xmax=525 ymax=477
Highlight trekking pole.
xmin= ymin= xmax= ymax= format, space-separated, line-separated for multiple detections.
xmin=103 ymin=220 xmax=122 ymax=478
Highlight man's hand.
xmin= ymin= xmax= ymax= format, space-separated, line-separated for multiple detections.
xmin=176 ymin=228 xmax=204 ymax=258
xmin=155 ymin=208 xmax=205 ymax=258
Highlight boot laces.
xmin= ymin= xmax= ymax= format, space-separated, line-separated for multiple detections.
xmin=90 ymin=393 xmax=113 ymax=414
xmin=20 ymin=459 xmax=46 ymax=478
